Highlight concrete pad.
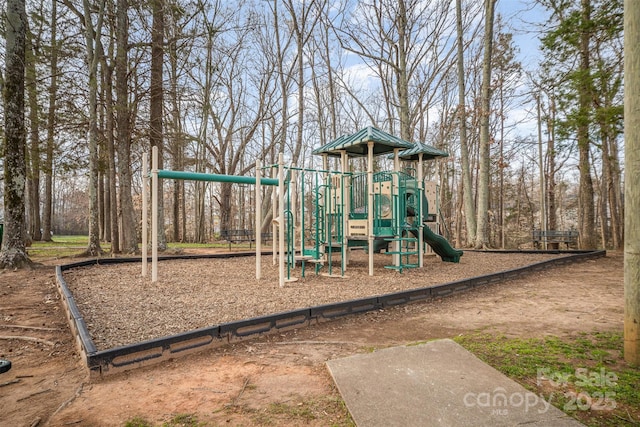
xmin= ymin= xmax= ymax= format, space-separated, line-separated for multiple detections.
xmin=326 ymin=339 xmax=582 ymax=427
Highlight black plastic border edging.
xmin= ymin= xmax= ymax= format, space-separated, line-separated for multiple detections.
xmin=55 ymin=249 xmax=606 ymax=377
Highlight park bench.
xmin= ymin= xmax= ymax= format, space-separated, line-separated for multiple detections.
xmin=532 ymin=229 xmax=579 ymax=249
xmin=219 ymin=229 xmax=273 ymax=249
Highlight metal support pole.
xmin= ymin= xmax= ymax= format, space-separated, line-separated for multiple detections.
xmin=340 ymin=150 xmax=348 ymax=273
xmin=256 ymin=160 xmax=262 ymax=280
xmin=151 ymin=146 xmax=158 ymax=283
xmin=367 ymin=141 xmax=374 ymax=276
xmin=418 ymin=153 xmax=424 ymax=268
xmin=272 ymin=166 xmax=277 ymax=266
xmin=142 ymin=152 xmax=148 ymax=277
xmin=393 ymin=148 xmax=400 ymax=268
xmin=278 ymin=153 xmax=285 ymax=287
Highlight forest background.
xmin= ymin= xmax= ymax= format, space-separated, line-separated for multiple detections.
xmin=0 ymin=0 xmax=624 ymax=259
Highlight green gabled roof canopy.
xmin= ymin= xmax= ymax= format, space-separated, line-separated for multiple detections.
xmin=396 ymin=141 xmax=449 ymax=161
xmin=313 ymin=126 xmax=415 ymax=157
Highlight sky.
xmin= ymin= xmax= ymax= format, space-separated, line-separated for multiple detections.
xmin=496 ymin=0 xmax=549 ymax=68
xmin=338 ymin=0 xmax=551 ymax=140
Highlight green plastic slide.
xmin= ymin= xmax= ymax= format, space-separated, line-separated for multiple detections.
xmin=409 ymin=226 xmax=463 ymax=263
xmin=406 ymin=189 xmax=463 ymax=262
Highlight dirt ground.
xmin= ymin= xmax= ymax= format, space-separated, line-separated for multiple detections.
xmin=0 ymin=250 xmax=624 ymax=426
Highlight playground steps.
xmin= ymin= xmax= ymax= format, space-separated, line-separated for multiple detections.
xmin=383 ymin=263 xmax=418 ymax=272
xmin=295 ymin=252 xmax=325 ymax=266
xmin=383 ymin=236 xmax=419 ymax=273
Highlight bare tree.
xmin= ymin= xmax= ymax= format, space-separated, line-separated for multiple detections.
xmin=491 ymin=27 xmax=521 ymax=248
xmin=456 ymin=0 xmax=476 ymax=246
xmin=100 ymin=8 xmax=119 ymax=251
xmin=79 ymin=0 xmax=106 ymax=256
xmin=474 ymin=0 xmax=496 ymax=249
xmin=1 ymin=0 xmax=31 ymax=268
xmin=25 ymin=20 xmax=42 ymax=242
xmin=42 ymin=0 xmax=59 ymax=242
xmin=335 ymin=0 xmax=456 ymax=140
xmin=116 ymin=0 xmax=139 ymax=253
xmin=284 ymin=0 xmax=321 ymax=164
xmin=150 ymin=0 xmax=167 ymax=250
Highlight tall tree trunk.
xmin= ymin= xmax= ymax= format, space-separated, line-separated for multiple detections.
xmin=474 ymin=0 xmax=496 ymax=249
xmin=599 ymin=127 xmax=612 ymax=248
xmin=274 ymin=0 xmax=293 ymax=156
xmin=42 ymin=0 xmax=57 ymax=242
xmin=536 ymin=93 xmax=547 ymax=246
xmin=498 ymin=81 xmax=505 ymax=248
xmin=623 ymin=0 xmax=640 ymax=366
xmin=608 ymin=138 xmax=623 ymax=248
xmin=168 ymin=22 xmax=183 ymax=242
xmin=1 ymin=0 xmax=31 ymax=268
xmin=42 ymin=2 xmax=59 ymax=242
xmin=26 ymin=30 xmax=42 ymax=241
xmin=546 ymin=95 xmax=558 ymax=232
xmin=219 ymin=182 xmax=233 ymax=232
xmin=456 ymin=0 xmax=476 ymax=245
xmin=396 ymin=0 xmax=411 ymax=140
xmin=116 ymin=0 xmax=138 ymax=254
xmin=81 ymin=0 xmax=105 ymax=256
xmin=103 ymin=53 xmax=119 ymax=252
xmin=577 ymin=0 xmax=596 ymax=249
xmin=150 ymin=0 xmax=167 ymax=251
xmin=98 ymin=71 xmax=107 ymax=241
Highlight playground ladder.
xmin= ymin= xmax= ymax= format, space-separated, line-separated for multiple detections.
xmin=383 ymin=236 xmax=419 ymax=273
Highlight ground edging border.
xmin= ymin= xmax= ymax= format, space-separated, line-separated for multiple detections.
xmin=54 ymin=249 xmax=606 ymax=378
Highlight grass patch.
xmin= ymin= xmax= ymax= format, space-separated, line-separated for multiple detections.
xmin=454 ymin=331 xmax=640 ymax=426
xmin=162 ymin=414 xmax=204 ymax=426
xmin=267 ymin=402 xmax=316 ymax=421
xmin=259 ymin=397 xmax=355 ymax=426
xmin=166 ymin=241 xmax=234 ymax=249
xmin=124 ymin=413 xmax=205 ymax=427
xmin=220 ymin=396 xmax=354 ymax=426
xmin=26 ymin=235 xmax=248 ymax=260
xmin=28 ymin=235 xmax=112 ymax=258
xmin=124 ymin=417 xmax=153 ymax=427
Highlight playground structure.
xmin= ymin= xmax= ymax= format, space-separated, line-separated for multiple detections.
xmin=143 ymin=126 xmax=463 ymax=287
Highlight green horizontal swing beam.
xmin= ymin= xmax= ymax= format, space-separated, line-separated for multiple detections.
xmin=156 ymin=169 xmax=279 ymax=186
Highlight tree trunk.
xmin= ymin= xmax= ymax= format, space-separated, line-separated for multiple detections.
xmin=168 ymin=26 xmax=183 ymax=242
xmin=474 ymin=0 xmax=496 ymax=249
xmin=81 ymin=0 xmax=105 ymax=257
xmin=608 ymin=138 xmax=623 ymax=248
xmin=42 ymin=0 xmax=57 ymax=242
xmin=26 ymin=30 xmax=42 ymax=242
xmin=577 ymin=0 xmax=597 ymax=249
xmin=546 ymin=95 xmax=558 ymax=233
xmin=116 ymin=0 xmax=138 ymax=254
xmin=396 ymin=0 xmax=411 ymax=140
xmin=103 ymin=52 xmax=119 ymax=252
xmin=150 ymin=0 xmax=167 ymax=251
xmin=536 ymin=94 xmax=547 ymax=247
xmin=0 ymin=0 xmax=31 ymax=268
xmin=599 ymin=127 xmax=612 ymax=248
xmin=623 ymin=0 xmax=640 ymax=366
xmin=456 ymin=0 xmax=476 ymax=246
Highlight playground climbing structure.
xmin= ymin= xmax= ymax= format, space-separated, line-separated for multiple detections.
xmin=267 ymin=126 xmax=463 ymax=281
xmin=144 ymin=126 xmax=463 ymax=287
